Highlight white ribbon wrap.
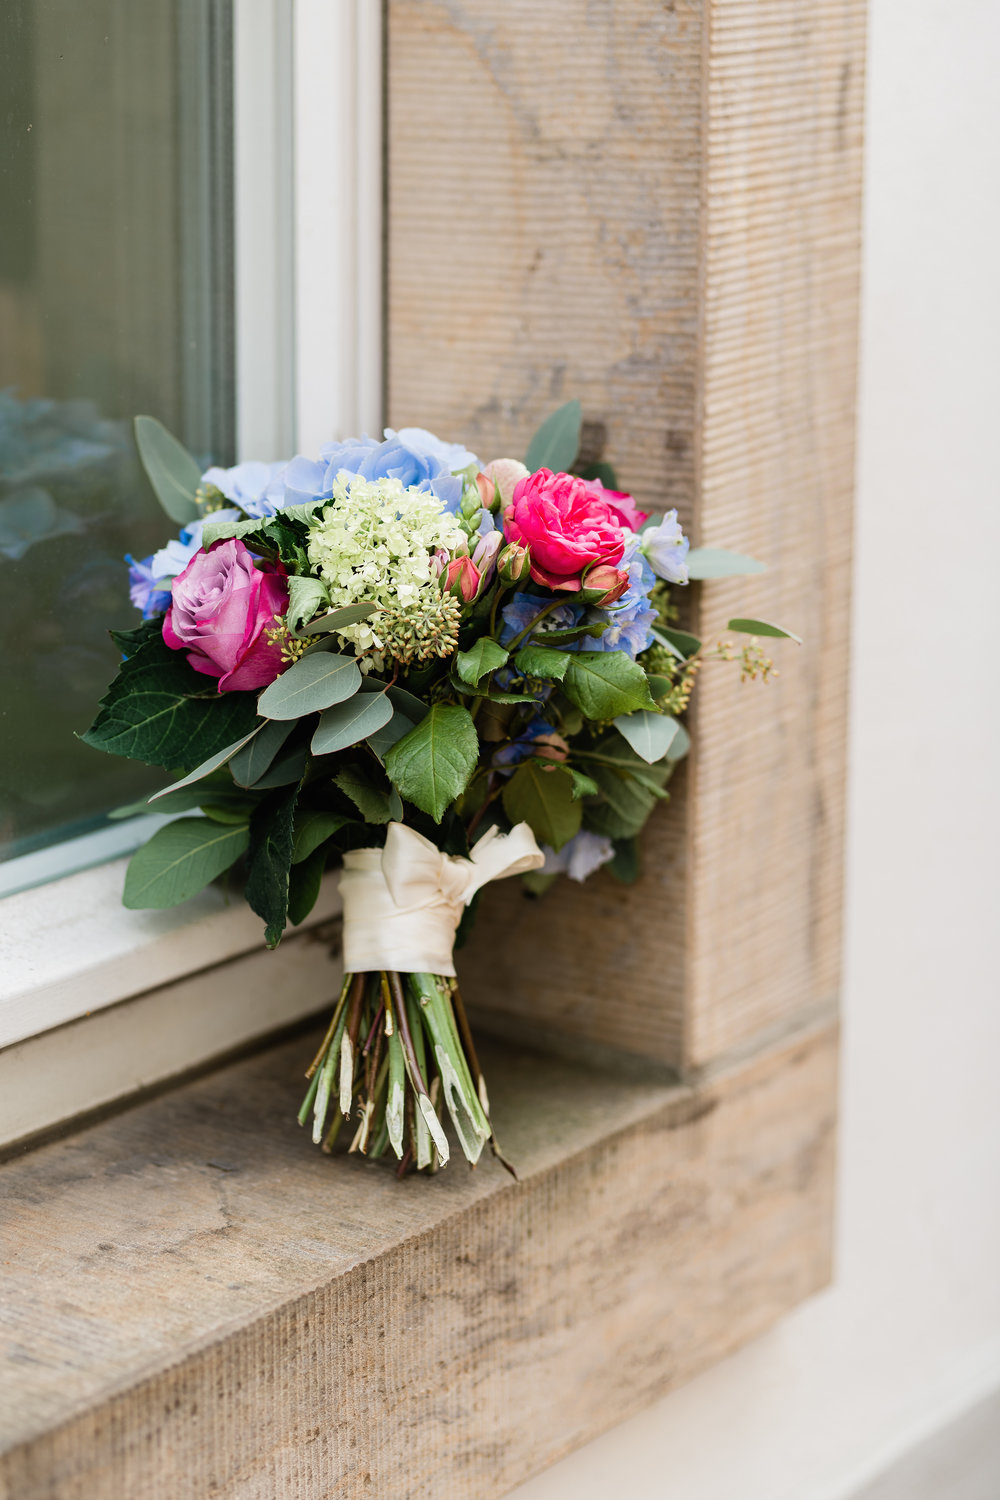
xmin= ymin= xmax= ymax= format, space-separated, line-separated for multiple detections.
xmin=340 ymin=821 xmax=545 ymax=976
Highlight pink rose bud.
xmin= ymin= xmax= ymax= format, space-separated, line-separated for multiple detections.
xmin=429 ymin=546 xmax=450 ymax=579
xmin=474 ymin=471 xmax=501 ymax=513
xmin=497 ymin=542 xmax=531 ymax=584
xmin=482 ymin=458 xmax=529 ymax=508
xmin=581 ymin=563 xmax=631 ymax=606
xmin=533 ymin=732 xmax=570 ymax=764
xmin=471 ymin=529 xmax=502 ymax=586
xmin=444 ymin=555 xmax=482 ymax=603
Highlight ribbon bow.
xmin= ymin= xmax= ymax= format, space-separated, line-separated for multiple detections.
xmin=340 ymin=822 xmax=544 ymax=977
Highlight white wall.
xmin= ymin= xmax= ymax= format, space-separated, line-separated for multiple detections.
xmin=512 ymin=2 xmax=1000 ymax=1496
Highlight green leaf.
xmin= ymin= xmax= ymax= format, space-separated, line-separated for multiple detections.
xmin=147 ymin=723 xmax=265 ymax=801
xmin=667 ymin=721 xmax=691 ymax=761
xmin=82 ymin=634 xmax=260 ymax=769
xmin=366 ymin=706 xmax=416 ymax=761
xmin=384 ymin=703 xmax=479 ymax=822
xmin=123 ymin=818 xmax=249 ymax=909
xmin=229 ymin=718 xmax=295 ymax=787
xmin=133 ymin=415 xmax=201 ymax=526
xmin=613 ymin=710 xmax=681 ymax=764
xmin=566 ymin=766 xmax=600 ymax=800
xmin=109 ymin=619 xmax=161 ymax=657
xmin=524 ymin=399 xmax=583 ymax=473
xmin=514 ymin=644 xmax=571 ymax=681
xmin=298 ymin=602 xmax=377 ymax=636
xmin=609 ymin=837 xmax=639 ymax=884
xmin=502 ymin=762 xmax=581 ymax=852
xmin=200 ymin=803 xmax=255 ymax=825
xmin=292 ymin=810 xmax=351 ymax=864
xmin=655 ymin=626 xmax=701 ymax=658
xmin=541 ymin=621 xmax=607 ymax=645
xmin=578 ymin=460 xmax=619 ymax=489
xmin=200 ymin=514 xmax=263 ymax=549
xmin=686 ymin=547 xmax=766 ymax=580
xmin=563 ymin=650 xmax=657 ymax=720
xmin=252 ymin=741 xmax=310 ymax=788
xmin=580 ymin=733 xmax=672 ymax=839
xmin=109 ymin=778 xmax=254 ymax=819
xmin=245 ymin=782 xmax=300 ymax=947
xmin=727 ymin=617 xmax=802 ymax=644
xmin=360 ymin=678 xmax=429 ymax=721
xmin=286 ymin=575 xmax=331 ymax=633
xmin=455 ymin=637 xmax=509 ymax=686
xmin=288 ymin=847 xmax=327 ymax=925
xmin=257 ymin=651 xmax=362 ymax=719
xmin=335 ymin=765 xmax=397 ymax=823
xmin=449 ymin=675 xmax=537 ymax=705
xmin=311 ymin=691 xmax=393 ymax=755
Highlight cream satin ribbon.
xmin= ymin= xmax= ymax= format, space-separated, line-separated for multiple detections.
xmin=340 ymin=821 xmax=545 ymax=976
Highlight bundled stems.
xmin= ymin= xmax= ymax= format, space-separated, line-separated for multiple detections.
xmin=300 ymin=969 xmax=509 ymax=1175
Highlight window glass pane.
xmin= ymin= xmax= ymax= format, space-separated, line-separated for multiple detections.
xmin=0 ymin=0 xmax=234 ymax=864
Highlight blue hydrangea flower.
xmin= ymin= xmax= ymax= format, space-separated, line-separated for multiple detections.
xmin=492 ymin=715 xmax=562 ymax=770
xmin=541 ymin=830 xmax=615 ymax=883
xmin=318 ymin=428 xmax=474 ymax=513
xmin=642 ymin=508 xmax=689 ymax=585
xmin=580 ymin=534 xmax=658 ymax=658
xmin=499 ymin=593 xmax=584 ymax=648
xmin=148 ymin=511 xmax=241 ymax=583
xmin=200 ymin=460 xmax=285 ymax=519
xmin=125 ymin=554 xmax=173 ymax=618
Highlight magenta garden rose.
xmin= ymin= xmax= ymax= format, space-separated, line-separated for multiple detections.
xmin=503 ymin=467 xmax=643 ymax=592
xmin=162 ymin=537 xmax=290 ymax=691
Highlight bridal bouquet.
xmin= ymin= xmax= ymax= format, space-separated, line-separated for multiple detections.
xmin=84 ymin=402 xmax=795 ymax=1175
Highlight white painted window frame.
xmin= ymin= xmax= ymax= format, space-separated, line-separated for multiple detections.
xmin=0 ymin=0 xmax=382 ymax=1064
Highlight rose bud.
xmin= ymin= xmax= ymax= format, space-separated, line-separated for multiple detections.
xmin=443 ymin=555 xmax=482 ymax=603
xmin=532 ymin=732 xmax=570 ymax=764
xmin=471 ymin=529 xmax=502 ymax=586
xmin=474 ymin=471 xmax=502 ymax=514
xmin=429 ymin=546 xmax=451 ymax=579
xmin=482 ymin=458 xmax=529 ymax=508
xmin=497 ymin=542 xmax=531 ymax=584
xmin=579 ymin=563 xmax=631 ymax=606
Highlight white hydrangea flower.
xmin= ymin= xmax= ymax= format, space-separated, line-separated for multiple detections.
xmin=306 ymin=474 xmax=465 ymax=669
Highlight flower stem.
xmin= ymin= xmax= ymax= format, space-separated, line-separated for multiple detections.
xmin=504 ymin=597 xmax=567 ymax=652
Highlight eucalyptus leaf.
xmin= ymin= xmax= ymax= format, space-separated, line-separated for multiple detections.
xmin=252 ymin=741 xmax=310 ymax=789
xmin=685 ymin=547 xmax=766 ymax=580
xmin=298 ymin=601 xmax=377 ymax=636
xmin=123 ymin=818 xmax=249 ymax=909
xmin=133 ymin=415 xmax=201 ymax=526
xmin=360 ymin=678 xmax=429 ymax=721
xmin=613 ymin=710 xmax=681 ymax=764
xmin=292 ymin=810 xmax=351 ymax=865
xmin=524 ymin=399 xmax=583 ymax=473
xmin=229 ymin=718 xmax=295 ymax=787
xmin=455 ymin=637 xmax=509 ymax=686
xmin=502 ymin=762 xmax=581 ymax=852
xmin=147 ymin=723 xmax=265 ymax=801
xmin=655 ymin=626 xmax=701 ymax=658
xmin=563 ymin=650 xmax=657 ymax=720
xmin=727 ymin=617 xmax=802 ymax=643
xmin=366 ymin=706 xmax=416 ymax=761
xmin=286 ymin=575 xmax=331 ymax=633
xmin=384 ymin=704 xmax=479 ymax=822
xmin=667 ymin=721 xmax=691 ymax=761
xmin=514 ymin=644 xmax=571 ymax=681
xmin=311 ymin=691 xmax=393 ymax=756
xmin=257 ymin=651 xmax=362 ymax=719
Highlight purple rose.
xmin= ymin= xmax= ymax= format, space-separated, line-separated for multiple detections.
xmin=162 ymin=539 xmax=290 ymax=693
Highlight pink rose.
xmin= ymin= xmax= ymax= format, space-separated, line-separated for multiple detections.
xmin=581 ymin=477 xmax=648 ymax=531
xmin=162 ymin=539 xmax=290 ymax=693
xmin=503 ymin=468 xmax=629 ymax=592
xmin=443 ymin=555 xmax=482 ymax=603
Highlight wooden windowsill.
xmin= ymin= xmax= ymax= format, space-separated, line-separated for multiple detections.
xmin=0 ymin=1016 xmax=837 ymax=1499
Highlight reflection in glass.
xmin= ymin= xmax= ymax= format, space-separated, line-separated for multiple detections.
xmin=0 ymin=0 xmax=234 ymax=862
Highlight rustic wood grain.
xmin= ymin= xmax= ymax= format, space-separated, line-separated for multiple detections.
xmin=388 ymin=0 xmax=864 ymax=1073
xmin=0 ymin=1018 xmax=837 ymax=1499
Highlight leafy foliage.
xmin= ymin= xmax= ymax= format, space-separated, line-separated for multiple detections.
xmin=524 ymin=399 xmax=583 ymax=474
xmin=502 ymin=762 xmax=581 ymax=851
xmin=562 ymin=651 xmax=657 ymax=720
xmin=385 ymin=704 xmax=479 ymax=822
xmin=245 ymin=781 xmax=301 ymax=947
xmin=133 ymin=415 xmax=201 ymax=526
xmin=123 ymin=818 xmax=249 ymax=908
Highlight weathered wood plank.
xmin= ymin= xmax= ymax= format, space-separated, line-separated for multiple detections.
xmin=387 ymin=0 xmax=864 ymax=1074
xmin=0 ymin=1019 xmax=836 ymax=1499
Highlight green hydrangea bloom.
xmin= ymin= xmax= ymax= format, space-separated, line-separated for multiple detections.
xmin=306 ymin=474 xmax=465 ymax=668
